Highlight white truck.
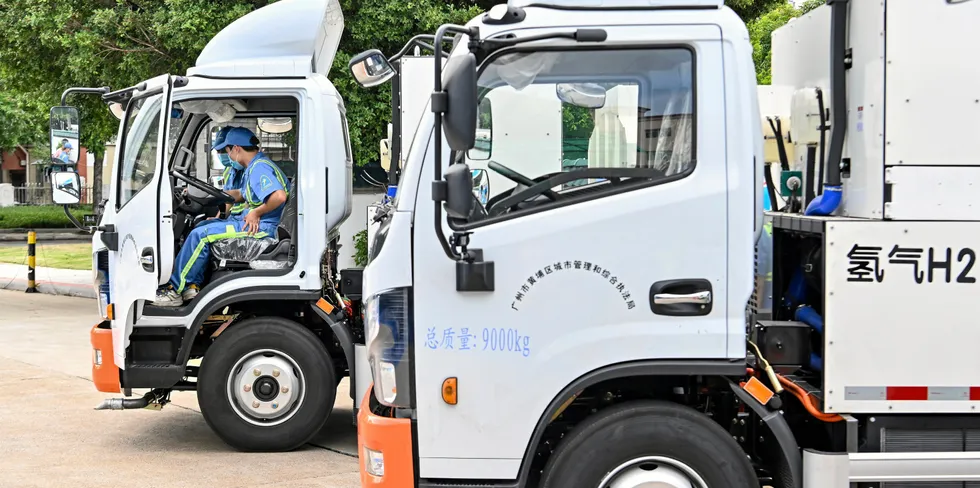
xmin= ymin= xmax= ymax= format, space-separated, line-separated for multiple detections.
xmin=347 ymin=0 xmax=980 ymax=487
xmin=46 ymin=0 xmax=374 ymax=452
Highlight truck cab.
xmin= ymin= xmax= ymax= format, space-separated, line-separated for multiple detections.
xmin=350 ymin=0 xmax=980 ymax=486
xmin=349 ymin=0 xmax=762 ymax=485
xmin=48 ymin=0 xmax=365 ymax=452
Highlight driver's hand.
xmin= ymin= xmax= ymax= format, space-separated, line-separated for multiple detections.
xmin=243 ymin=212 xmax=261 ymax=236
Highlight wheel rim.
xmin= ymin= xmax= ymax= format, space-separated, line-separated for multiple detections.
xmin=226 ymin=348 xmax=306 ymax=427
xmin=598 ymin=456 xmax=708 ymax=488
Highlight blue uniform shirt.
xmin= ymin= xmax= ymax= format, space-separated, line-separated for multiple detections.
xmin=242 ymin=152 xmax=288 ymax=225
xmin=222 ymin=166 xmax=246 ymax=215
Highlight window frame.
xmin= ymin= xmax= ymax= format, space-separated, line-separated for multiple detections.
xmin=115 ymin=87 xmax=165 ymax=211
xmin=448 ymin=43 xmax=699 ymax=231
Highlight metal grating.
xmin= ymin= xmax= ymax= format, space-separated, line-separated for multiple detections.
xmin=882 ymin=428 xmax=980 ymax=488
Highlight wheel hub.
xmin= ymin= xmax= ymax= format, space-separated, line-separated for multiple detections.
xmin=227 ymin=349 xmax=306 ymax=426
xmin=599 ymin=457 xmax=707 ymax=488
xmin=252 ymin=376 xmax=280 ymax=401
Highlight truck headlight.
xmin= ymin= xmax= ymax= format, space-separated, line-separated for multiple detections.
xmin=363 ymin=287 xmax=412 ymax=408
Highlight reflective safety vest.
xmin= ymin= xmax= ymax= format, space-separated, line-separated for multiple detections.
xmin=222 ymin=166 xmax=247 ymax=215
xmin=243 ymin=158 xmax=289 ymax=209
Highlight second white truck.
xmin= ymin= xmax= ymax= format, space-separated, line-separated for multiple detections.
xmin=348 ymin=0 xmax=980 ymax=486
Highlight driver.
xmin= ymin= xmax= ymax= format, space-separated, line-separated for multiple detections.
xmin=208 ymin=126 xmax=247 ymax=220
xmin=153 ymin=127 xmax=289 ymax=307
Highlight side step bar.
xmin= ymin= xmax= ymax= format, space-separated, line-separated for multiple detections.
xmin=803 ymin=449 xmax=980 ymax=485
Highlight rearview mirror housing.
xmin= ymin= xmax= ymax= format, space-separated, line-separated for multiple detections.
xmin=50 ymin=171 xmax=82 ymax=205
xmin=444 ymin=163 xmax=475 ymax=220
xmin=442 ymin=53 xmax=477 ymax=152
xmin=349 ymin=49 xmax=395 ymax=88
xmin=49 ymin=106 xmax=81 ymax=167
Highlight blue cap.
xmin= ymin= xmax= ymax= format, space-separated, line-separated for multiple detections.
xmin=63 ymin=141 xmax=73 ymax=149
xmin=213 ymin=127 xmax=257 ymax=151
xmin=213 ymin=126 xmax=232 ymax=147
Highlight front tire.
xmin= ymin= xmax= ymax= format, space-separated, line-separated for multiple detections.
xmin=197 ymin=316 xmax=337 ymax=452
xmin=540 ymin=400 xmax=759 ymax=488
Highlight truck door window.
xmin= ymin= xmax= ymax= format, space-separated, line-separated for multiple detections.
xmin=469 ymin=47 xmax=695 ymax=217
xmin=117 ymin=93 xmax=163 ymax=210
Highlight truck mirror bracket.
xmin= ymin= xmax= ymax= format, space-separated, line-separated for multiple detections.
xmin=100 ymin=224 xmax=119 ymax=252
xmin=455 ymin=248 xmax=494 ymax=292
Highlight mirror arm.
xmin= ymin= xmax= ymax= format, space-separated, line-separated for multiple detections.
xmin=60 ymin=87 xmax=110 ymax=105
xmin=389 ymin=34 xmax=445 ymax=63
xmin=101 ymin=82 xmax=147 ymax=105
xmin=62 ymin=205 xmax=91 ymax=233
xmin=432 ymin=24 xmax=479 ymax=262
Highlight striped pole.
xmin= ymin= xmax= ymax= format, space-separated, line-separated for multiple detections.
xmin=26 ymin=230 xmax=38 ymax=293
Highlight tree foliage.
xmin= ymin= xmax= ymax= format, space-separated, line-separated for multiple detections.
xmin=0 ymin=0 xmax=792 ymax=163
xmin=748 ymin=0 xmax=826 ymax=84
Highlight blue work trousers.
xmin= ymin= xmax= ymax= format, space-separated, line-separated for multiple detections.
xmin=169 ymin=218 xmax=276 ymax=293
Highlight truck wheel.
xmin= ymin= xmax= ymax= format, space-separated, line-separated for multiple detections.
xmin=197 ymin=316 xmax=336 ymax=452
xmin=540 ymin=400 xmax=758 ymax=488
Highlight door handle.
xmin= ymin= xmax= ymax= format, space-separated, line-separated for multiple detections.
xmin=649 ymin=279 xmax=713 ymax=316
xmin=653 ymin=291 xmax=711 ymax=305
xmin=140 ymin=247 xmax=155 ymax=272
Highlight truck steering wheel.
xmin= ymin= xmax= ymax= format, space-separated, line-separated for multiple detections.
xmin=171 ymin=169 xmax=234 ymax=204
xmin=487 ymin=161 xmax=560 ymax=201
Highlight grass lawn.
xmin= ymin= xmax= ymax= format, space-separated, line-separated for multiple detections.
xmin=0 ymin=205 xmax=94 ymax=229
xmin=0 ymin=242 xmax=91 ymax=270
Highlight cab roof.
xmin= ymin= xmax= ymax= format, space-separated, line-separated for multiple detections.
xmin=187 ymin=0 xmax=344 ymax=79
xmin=507 ymin=0 xmax=722 ymax=8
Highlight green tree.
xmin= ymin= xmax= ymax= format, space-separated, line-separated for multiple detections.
xmin=749 ymin=2 xmax=803 ymax=84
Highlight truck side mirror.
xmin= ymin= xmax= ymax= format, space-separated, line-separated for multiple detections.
xmin=442 ymin=53 xmax=477 ymax=152
xmin=51 ymin=171 xmax=81 ymax=205
xmin=49 ymin=106 xmax=81 ymax=167
xmin=444 ymin=163 xmax=474 ymax=220
xmin=349 ymin=49 xmax=395 ymax=88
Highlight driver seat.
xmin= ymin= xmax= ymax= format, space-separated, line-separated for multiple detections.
xmin=210 ymin=179 xmax=297 ymax=270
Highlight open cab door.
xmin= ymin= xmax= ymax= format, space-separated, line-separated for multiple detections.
xmin=101 ymin=74 xmax=176 ymax=367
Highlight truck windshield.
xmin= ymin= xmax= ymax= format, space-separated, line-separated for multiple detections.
xmin=117 ymin=93 xmax=163 ymax=209
xmin=469 ymin=47 xmax=694 ymax=196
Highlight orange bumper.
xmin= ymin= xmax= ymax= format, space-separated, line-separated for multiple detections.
xmin=90 ymin=321 xmax=120 ymax=393
xmin=358 ymin=384 xmax=414 ymax=487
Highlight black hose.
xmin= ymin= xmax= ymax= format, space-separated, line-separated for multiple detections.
xmin=815 ymin=88 xmax=827 ymax=195
xmin=805 ymin=144 xmax=817 ymax=205
xmin=764 ymin=162 xmax=780 ymax=212
xmin=767 ymin=117 xmax=791 ymax=172
xmin=824 ymin=0 xmax=849 ymax=188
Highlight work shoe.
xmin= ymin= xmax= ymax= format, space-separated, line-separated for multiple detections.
xmin=182 ymin=284 xmax=200 ymax=301
xmin=152 ymin=286 xmax=183 ymax=307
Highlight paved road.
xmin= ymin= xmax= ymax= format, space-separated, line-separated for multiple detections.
xmin=0 ymin=291 xmax=360 ymax=488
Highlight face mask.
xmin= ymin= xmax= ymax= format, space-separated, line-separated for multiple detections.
xmin=230 ymin=160 xmax=244 ymax=171
xmin=218 ymin=153 xmax=232 ymax=168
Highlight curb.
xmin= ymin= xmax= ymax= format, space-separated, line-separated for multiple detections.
xmin=0 ymin=277 xmax=95 ymax=299
xmin=0 ymin=230 xmax=90 ymax=242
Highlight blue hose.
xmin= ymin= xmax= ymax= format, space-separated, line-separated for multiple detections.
xmin=784 ymin=267 xmax=807 ymax=307
xmin=804 ymin=184 xmax=842 ymax=216
xmin=810 ymin=352 xmax=823 ymax=371
xmin=795 ymin=305 xmax=824 ymax=334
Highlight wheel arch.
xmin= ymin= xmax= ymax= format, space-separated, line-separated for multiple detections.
xmin=514 ymin=359 xmax=747 ymax=487
xmin=178 ymin=286 xmax=321 ymax=368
